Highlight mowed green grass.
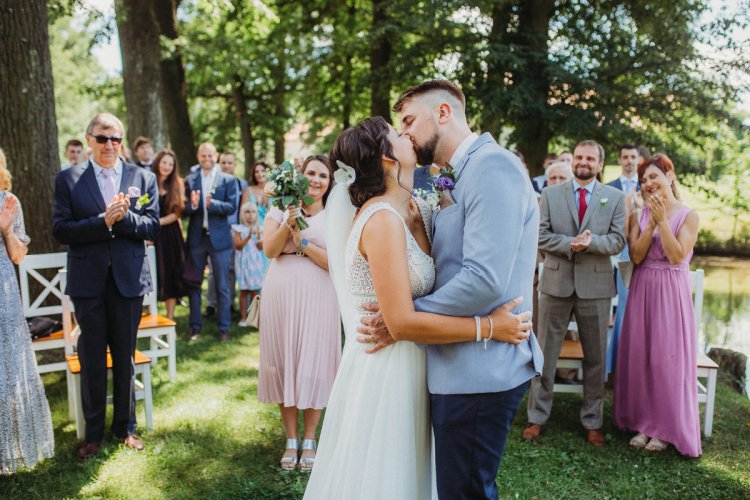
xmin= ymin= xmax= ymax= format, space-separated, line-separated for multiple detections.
xmin=2 ymin=305 xmax=750 ymax=499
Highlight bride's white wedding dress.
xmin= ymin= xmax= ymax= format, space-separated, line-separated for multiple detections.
xmin=304 ymin=200 xmax=436 ymax=500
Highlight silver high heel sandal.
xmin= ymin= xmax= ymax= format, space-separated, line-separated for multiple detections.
xmin=280 ymin=438 xmax=299 ymax=471
xmin=299 ymin=439 xmax=317 ymax=473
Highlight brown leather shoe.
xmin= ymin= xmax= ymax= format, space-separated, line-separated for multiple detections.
xmin=122 ymin=434 xmax=145 ymax=451
xmin=78 ymin=441 xmax=100 ymax=459
xmin=218 ymin=331 xmax=229 ymax=342
xmin=586 ymin=429 xmax=606 ymax=447
xmin=522 ymin=423 xmax=545 ymax=441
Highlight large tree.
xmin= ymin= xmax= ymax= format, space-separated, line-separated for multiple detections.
xmin=115 ymin=0 xmax=168 ymax=151
xmin=0 ymin=0 xmax=60 ymax=253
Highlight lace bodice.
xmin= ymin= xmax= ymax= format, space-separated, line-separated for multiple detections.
xmin=345 ymin=199 xmax=435 ymax=303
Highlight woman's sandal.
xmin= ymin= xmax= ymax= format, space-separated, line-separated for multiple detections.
xmin=645 ymin=438 xmax=668 ymax=452
xmin=629 ymin=433 xmax=649 ymax=448
xmin=299 ymin=439 xmax=317 ymax=473
xmin=280 ymin=438 xmax=299 ymax=471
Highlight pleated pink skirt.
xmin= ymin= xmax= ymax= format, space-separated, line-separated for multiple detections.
xmin=257 ymin=254 xmax=341 ymax=409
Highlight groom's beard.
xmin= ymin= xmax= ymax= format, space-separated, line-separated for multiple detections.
xmin=414 ymin=132 xmax=439 ymax=166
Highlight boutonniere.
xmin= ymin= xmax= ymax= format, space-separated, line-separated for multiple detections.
xmin=431 ymin=163 xmax=456 ymax=193
xmin=136 ymin=193 xmax=150 ymax=210
xmin=600 ymin=198 xmax=609 ymax=208
xmin=211 ymin=180 xmax=219 ymax=195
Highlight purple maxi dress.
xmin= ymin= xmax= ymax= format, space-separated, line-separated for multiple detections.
xmin=613 ymin=205 xmax=701 ymax=457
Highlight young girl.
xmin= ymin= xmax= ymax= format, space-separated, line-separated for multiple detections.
xmin=233 ymin=202 xmax=265 ymax=327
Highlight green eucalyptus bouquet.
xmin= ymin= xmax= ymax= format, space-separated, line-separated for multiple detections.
xmin=263 ymin=160 xmax=314 ymax=230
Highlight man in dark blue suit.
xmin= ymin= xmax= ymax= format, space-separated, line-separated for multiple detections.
xmin=607 ymin=144 xmax=640 ymax=195
xmin=184 ymin=142 xmax=238 ymax=341
xmin=52 ymin=113 xmax=159 ymax=459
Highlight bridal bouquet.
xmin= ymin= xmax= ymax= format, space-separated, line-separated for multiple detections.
xmin=264 ymin=160 xmax=314 ymax=229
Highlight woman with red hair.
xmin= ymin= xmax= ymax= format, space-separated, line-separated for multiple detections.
xmin=613 ymin=154 xmax=701 ymax=457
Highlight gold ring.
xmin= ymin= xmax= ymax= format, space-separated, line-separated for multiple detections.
xmin=369 ymin=335 xmax=377 ymax=343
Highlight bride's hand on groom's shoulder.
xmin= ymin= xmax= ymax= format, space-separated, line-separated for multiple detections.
xmin=356 ymin=303 xmax=395 ymax=353
xmin=489 ymin=297 xmax=532 ymax=345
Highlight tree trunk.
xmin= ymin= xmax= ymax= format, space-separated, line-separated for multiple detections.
xmin=232 ymin=77 xmax=256 ymax=173
xmin=152 ymin=0 xmax=197 ymax=174
xmin=369 ymin=0 xmax=392 ymax=122
xmin=479 ymin=1 xmax=513 ymax=135
xmin=0 ymin=0 xmax=60 ymax=253
xmin=115 ymin=0 xmax=168 ymax=152
xmin=511 ymin=0 xmax=555 ymax=177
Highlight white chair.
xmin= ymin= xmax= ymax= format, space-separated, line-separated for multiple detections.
xmin=19 ymin=252 xmax=68 ymax=373
xmin=137 ymin=245 xmax=178 ymax=382
xmin=59 ymin=270 xmax=154 ymax=438
xmin=692 ymin=269 xmax=718 ymax=437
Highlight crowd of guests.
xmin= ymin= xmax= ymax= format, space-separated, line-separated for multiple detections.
xmin=0 ymin=113 xmax=702 ymax=477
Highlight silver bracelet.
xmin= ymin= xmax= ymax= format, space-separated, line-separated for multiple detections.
xmin=483 ymin=316 xmax=494 ymax=350
xmin=474 ymin=316 xmax=481 ymax=343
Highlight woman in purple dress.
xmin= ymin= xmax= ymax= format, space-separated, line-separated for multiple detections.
xmin=613 ymin=154 xmax=701 ymax=457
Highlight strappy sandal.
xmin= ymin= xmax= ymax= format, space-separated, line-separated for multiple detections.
xmin=629 ymin=433 xmax=649 ymax=448
xmin=645 ymin=438 xmax=668 ymax=452
xmin=299 ymin=438 xmax=317 ymax=473
xmin=280 ymin=438 xmax=299 ymax=471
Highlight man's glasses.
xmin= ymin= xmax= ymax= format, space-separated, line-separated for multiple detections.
xmin=92 ymin=135 xmax=123 ymax=145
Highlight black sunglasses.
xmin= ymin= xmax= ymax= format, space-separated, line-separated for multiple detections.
xmin=92 ymin=134 xmax=123 ymax=145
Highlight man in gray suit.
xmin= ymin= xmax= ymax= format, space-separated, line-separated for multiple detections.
xmin=524 ymin=140 xmax=626 ymax=447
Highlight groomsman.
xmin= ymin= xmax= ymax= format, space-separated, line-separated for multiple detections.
xmin=184 ymin=143 xmax=238 ymax=341
xmin=61 ymin=139 xmax=84 ymax=170
xmin=53 ymin=113 xmax=159 ymax=458
xmin=524 ymin=140 xmax=626 ymax=446
xmin=133 ymin=137 xmax=155 ymax=171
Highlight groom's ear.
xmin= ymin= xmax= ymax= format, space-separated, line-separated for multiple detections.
xmin=437 ymin=103 xmax=452 ymax=124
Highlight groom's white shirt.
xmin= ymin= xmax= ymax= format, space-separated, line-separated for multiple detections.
xmin=449 ymin=133 xmax=478 ymax=167
xmin=414 ymin=133 xmax=543 ymax=395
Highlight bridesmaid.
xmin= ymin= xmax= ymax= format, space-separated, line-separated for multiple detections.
xmin=613 ymin=154 xmax=701 ymax=457
xmin=241 ymin=161 xmax=270 ymax=227
xmin=257 ymin=155 xmax=340 ymax=472
xmin=153 ymin=150 xmax=188 ymax=320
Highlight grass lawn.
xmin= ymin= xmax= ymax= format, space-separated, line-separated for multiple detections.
xmin=2 ymin=305 xmax=750 ymax=499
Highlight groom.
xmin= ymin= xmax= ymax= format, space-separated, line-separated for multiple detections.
xmin=360 ymin=80 xmax=543 ymax=498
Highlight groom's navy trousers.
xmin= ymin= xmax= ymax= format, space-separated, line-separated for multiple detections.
xmin=431 ymin=380 xmax=530 ymax=500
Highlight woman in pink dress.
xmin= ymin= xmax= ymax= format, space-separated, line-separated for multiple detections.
xmin=258 ymin=155 xmax=340 ymax=471
xmin=613 ymin=154 xmax=701 ymax=457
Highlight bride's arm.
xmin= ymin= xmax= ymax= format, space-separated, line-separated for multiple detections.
xmin=363 ymin=211 xmax=528 ymax=344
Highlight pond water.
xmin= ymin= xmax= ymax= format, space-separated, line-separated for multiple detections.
xmin=691 ymin=256 xmax=750 ymax=394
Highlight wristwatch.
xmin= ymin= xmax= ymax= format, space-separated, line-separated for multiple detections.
xmin=296 ymin=238 xmax=309 ymax=256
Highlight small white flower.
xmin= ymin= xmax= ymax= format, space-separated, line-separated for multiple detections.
xmin=600 ymin=198 xmax=609 ymax=207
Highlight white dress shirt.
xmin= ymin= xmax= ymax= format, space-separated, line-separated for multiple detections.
xmin=619 ymin=174 xmax=638 ymax=194
xmin=449 ymin=132 xmax=479 ymax=167
xmin=571 ymin=178 xmax=596 ymax=211
xmin=199 ymin=165 xmax=219 ymax=229
xmin=90 ymin=158 xmax=123 ymax=202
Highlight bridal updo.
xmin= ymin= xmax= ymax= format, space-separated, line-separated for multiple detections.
xmin=329 ymin=116 xmax=395 ymax=208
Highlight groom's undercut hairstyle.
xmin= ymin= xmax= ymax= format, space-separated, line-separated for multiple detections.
xmin=86 ymin=113 xmax=124 ymax=135
xmin=329 ymin=116 xmax=394 ymax=208
xmin=575 ymin=140 xmax=605 ymax=164
xmin=393 ymin=80 xmax=466 ymax=113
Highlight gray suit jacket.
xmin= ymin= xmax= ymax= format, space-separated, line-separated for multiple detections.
xmin=414 ymin=133 xmax=543 ymax=394
xmin=538 ymin=181 xmax=626 ymax=299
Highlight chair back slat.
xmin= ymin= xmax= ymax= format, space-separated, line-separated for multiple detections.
xmin=690 ymin=269 xmax=705 ymax=342
xmin=19 ymin=252 xmax=67 ymax=318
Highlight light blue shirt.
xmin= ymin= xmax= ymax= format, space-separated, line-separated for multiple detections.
xmin=89 ymin=158 xmax=122 ymax=202
xmin=619 ymin=175 xmax=638 ymax=195
xmin=571 ymin=178 xmax=596 ymax=211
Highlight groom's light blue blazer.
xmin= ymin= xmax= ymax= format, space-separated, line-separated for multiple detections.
xmin=414 ymin=133 xmax=544 ymax=394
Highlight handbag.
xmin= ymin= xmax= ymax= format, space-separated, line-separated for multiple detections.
xmin=247 ymin=294 xmax=261 ymax=329
xmin=27 ymin=316 xmax=62 ymax=340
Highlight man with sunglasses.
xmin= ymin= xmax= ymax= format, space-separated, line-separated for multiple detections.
xmin=52 ymin=113 xmax=159 ymax=459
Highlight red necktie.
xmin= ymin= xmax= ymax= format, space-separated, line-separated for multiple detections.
xmin=578 ymin=187 xmax=587 ymax=225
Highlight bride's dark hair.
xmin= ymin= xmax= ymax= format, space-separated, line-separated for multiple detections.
xmin=329 ymin=116 xmax=397 ymax=208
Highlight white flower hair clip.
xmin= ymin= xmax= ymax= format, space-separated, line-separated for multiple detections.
xmin=334 ymin=160 xmax=357 ymax=187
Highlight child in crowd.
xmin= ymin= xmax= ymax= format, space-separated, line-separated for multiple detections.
xmin=233 ymin=202 xmax=265 ymax=327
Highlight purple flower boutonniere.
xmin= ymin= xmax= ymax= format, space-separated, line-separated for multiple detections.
xmin=431 ymin=163 xmax=456 ymax=193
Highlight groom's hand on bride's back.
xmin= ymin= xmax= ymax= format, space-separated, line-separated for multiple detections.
xmin=490 ymin=297 xmax=532 ymax=345
xmin=356 ymin=303 xmax=395 ymax=353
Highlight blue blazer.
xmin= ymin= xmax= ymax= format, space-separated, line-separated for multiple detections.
xmin=607 ymin=177 xmax=640 ymax=193
xmin=52 ymin=161 xmax=159 ymax=298
xmin=414 ymin=133 xmax=544 ymax=394
xmin=183 ymin=169 xmax=238 ymax=251
xmin=413 ymin=165 xmax=433 ymax=191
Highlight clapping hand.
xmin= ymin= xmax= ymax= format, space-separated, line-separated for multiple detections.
xmin=0 ymin=194 xmax=18 ymax=235
xmin=190 ymin=190 xmax=201 ymax=208
xmin=648 ymin=194 xmax=667 ymax=225
xmin=632 ymin=191 xmax=644 ymax=209
xmin=105 ymin=193 xmax=128 ymax=228
xmin=571 ymin=229 xmax=592 ymax=253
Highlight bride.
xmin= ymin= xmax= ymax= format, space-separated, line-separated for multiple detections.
xmin=303 ymin=116 xmax=528 ymax=499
